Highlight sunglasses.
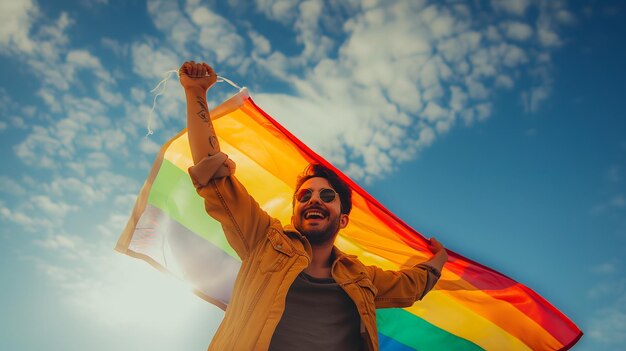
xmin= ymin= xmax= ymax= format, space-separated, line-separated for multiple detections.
xmin=295 ymin=188 xmax=338 ymax=203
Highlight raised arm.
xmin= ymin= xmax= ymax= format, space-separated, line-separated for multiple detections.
xmin=179 ymin=61 xmax=220 ymax=163
xmin=180 ymin=61 xmax=270 ymax=259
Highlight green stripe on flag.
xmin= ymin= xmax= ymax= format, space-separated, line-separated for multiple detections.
xmin=148 ymin=159 xmax=240 ymax=260
xmin=377 ymin=308 xmax=484 ymax=351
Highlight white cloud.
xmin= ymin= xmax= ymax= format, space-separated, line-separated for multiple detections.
xmin=147 ymin=0 xmax=195 ymax=53
xmin=14 ymin=82 xmax=134 ymax=173
xmin=408 ymin=126 xmax=435 ymax=152
xmin=244 ymin=0 xmax=569 ymax=180
xmin=586 ymin=262 xmax=626 ymax=346
xmin=502 ymin=44 xmax=528 ymax=66
xmin=4 ymin=0 xmax=568 ymax=185
xmin=36 ymin=234 xmax=79 ymax=250
xmin=294 ymin=0 xmax=334 ymax=62
xmin=10 ymin=116 xmax=27 ymax=129
xmin=422 ymin=101 xmax=447 ymax=122
xmin=188 ymin=5 xmax=246 ymax=65
xmin=537 ymin=9 xmax=563 ymax=48
xmin=114 ymin=193 xmax=139 ymax=208
xmin=67 ymin=49 xmax=102 ymax=69
xmin=84 ymin=151 xmax=112 ymax=170
xmin=22 ymin=105 xmax=37 ymax=117
xmin=0 ymin=0 xmax=38 ymax=54
xmin=538 ymin=25 xmax=561 ymax=47
xmin=37 ymin=88 xmax=62 ymax=112
xmin=248 ymin=30 xmax=271 ymax=55
xmin=523 ymin=85 xmax=551 ymax=113
xmin=103 ymin=129 xmax=128 ymax=152
xmin=475 ymin=102 xmax=492 ymax=122
xmin=555 ymin=9 xmax=575 ymax=24
xmin=46 ymin=177 xmax=102 ymax=204
xmin=81 ymin=0 xmax=109 ymax=7
xmin=32 ymin=195 xmax=78 ymax=218
xmin=0 ymin=3 xmax=119 ymax=121
xmin=495 ymin=74 xmax=514 ymax=88
xmin=591 ymin=262 xmax=619 ymax=275
xmin=139 ymin=137 xmax=161 ymax=155
xmin=131 ymin=42 xmax=180 ymax=79
xmin=144 ymin=0 xmax=248 ymax=68
xmin=588 ymin=278 xmax=626 ymax=347
xmin=608 ymin=194 xmax=626 ymax=208
xmin=0 ymin=203 xmax=56 ymax=232
xmin=14 ymin=125 xmax=63 ymax=168
xmin=101 ymin=37 xmax=128 ymax=57
xmin=588 ymin=304 xmax=626 ymax=346
xmin=97 ymin=212 xmax=131 ymax=238
xmin=491 ymin=0 xmax=531 ymax=16
xmin=35 ymin=12 xmax=73 ymax=60
xmin=254 ymin=0 xmax=300 ymax=23
xmin=437 ymin=31 xmax=481 ymax=63
xmin=502 ymin=21 xmax=533 ymax=41
xmin=0 ymin=176 xmax=27 ymax=197
xmin=93 ymin=171 xmax=139 ymax=196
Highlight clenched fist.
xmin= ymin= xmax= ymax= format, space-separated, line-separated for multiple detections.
xmin=179 ymin=61 xmax=217 ymax=92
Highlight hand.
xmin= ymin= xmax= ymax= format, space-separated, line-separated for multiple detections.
xmin=424 ymin=237 xmax=448 ymax=272
xmin=179 ymin=61 xmax=217 ymax=92
xmin=427 ymin=237 xmax=446 ymax=256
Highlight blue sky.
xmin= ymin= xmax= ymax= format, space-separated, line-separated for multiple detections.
xmin=0 ymin=0 xmax=624 ymax=350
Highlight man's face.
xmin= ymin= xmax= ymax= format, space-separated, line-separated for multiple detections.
xmin=291 ymin=177 xmax=349 ymax=246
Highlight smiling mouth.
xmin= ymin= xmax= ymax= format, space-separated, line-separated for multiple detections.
xmin=304 ymin=209 xmax=327 ymax=220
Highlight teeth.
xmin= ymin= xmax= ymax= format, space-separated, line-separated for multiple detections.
xmin=305 ymin=210 xmax=325 ymax=219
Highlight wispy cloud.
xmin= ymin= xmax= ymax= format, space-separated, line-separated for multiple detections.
xmin=588 ymin=300 xmax=626 ymax=347
xmin=591 ymin=261 xmax=620 ymax=275
xmin=586 ymin=259 xmax=626 ymax=346
xmin=115 ymin=0 xmax=575 ymax=182
xmin=238 ymin=0 xmax=573 ymax=181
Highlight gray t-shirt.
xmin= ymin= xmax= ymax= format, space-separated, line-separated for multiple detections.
xmin=269 ymin=272 xmax=363 ymax=351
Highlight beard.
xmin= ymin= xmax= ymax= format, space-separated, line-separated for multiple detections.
xmin=295 ymin=215 xmax=341 ymax=246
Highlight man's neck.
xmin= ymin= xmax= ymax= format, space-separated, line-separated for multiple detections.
xmin=303 ymin=241 xmax=335 ymax=279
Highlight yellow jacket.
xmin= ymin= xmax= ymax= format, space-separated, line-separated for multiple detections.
xmin=190 ymin=154 xmax=437 ymax=350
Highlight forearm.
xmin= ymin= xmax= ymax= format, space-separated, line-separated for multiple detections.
xmin=185 ymin=87 xmax=220 ymax=164
xmin=422 ymin=250 xmax=447 ymax=273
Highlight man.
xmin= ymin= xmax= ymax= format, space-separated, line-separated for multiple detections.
xmin=180 ymin=61 xmax=448 ymax=351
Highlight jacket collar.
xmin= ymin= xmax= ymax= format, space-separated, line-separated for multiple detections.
xmin=331 ymin=245 xmax=357 ymax=262
xmin=283 ymin=224 xmax=304 ymax=239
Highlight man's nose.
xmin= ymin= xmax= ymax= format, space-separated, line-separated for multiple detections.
xmin=309 ymin=193 xmax=322 ymax=204
xmin=308 ymin=191 xmax=323 ymax=204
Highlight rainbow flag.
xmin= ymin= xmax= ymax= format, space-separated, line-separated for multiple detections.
xmin=116 ymin=88 xmax=582 ymax=350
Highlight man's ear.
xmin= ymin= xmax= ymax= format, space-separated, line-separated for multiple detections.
xmin=339 ymin=214 xmax=349 ymax=229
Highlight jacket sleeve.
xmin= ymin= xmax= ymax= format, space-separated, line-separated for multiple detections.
xmin=366 ymin=263 xmax=441 ymax=308
xmin=188 ymin=152 xmax=271 ymax=260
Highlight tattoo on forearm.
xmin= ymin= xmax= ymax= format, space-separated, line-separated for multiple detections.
xmin=208 ymin=136 xmax=219 ymax=151
xmin=195 ymin=96 xmax=210 ymax=123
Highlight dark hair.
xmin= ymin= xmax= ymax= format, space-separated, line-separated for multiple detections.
xmin=293 ymin=164 xmax=352 ymax=215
